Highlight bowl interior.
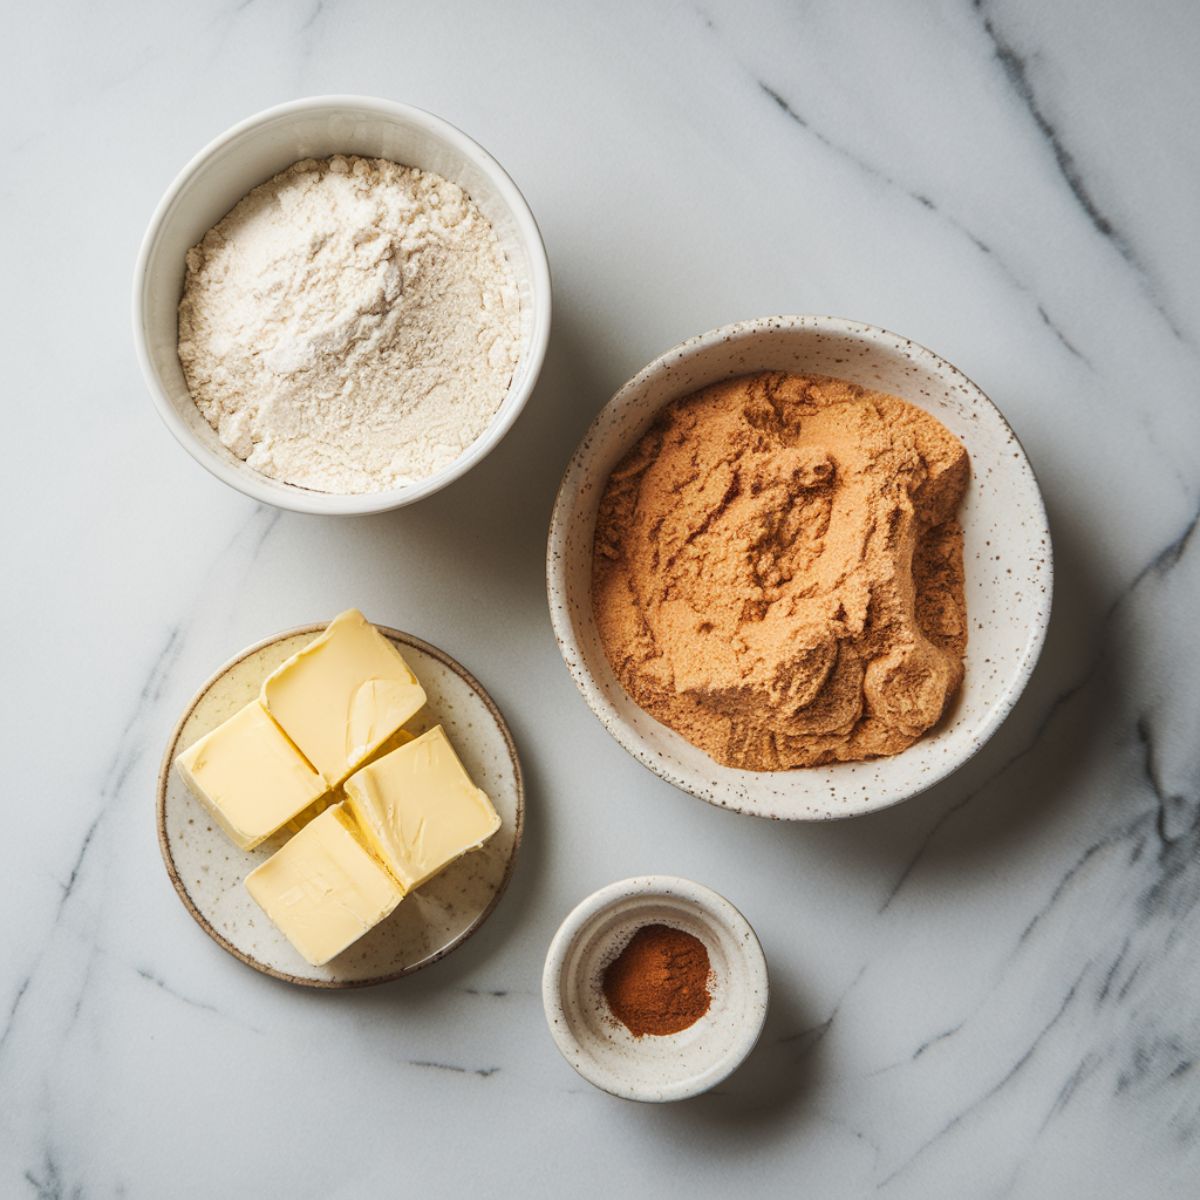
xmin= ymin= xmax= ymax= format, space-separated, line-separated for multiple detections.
xmin=548 ymin=318 xmax=1052 ymax=820
xmin=546 ymin=883 xmax=767 ymax=1101
xmin=136 ymin=99 xmax=547 ymax=512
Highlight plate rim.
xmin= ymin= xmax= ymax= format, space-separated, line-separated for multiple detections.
xmin=157 ymin=622 xmax=525 ymax=989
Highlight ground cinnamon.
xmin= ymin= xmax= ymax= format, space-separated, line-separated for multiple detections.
xmin=602 ymin=924 xmax=712 ymax=1037
xmin=592 ymin=371 xmax=969 ymax=770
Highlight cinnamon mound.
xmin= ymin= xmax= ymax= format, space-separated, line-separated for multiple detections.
xmin=591 ymin=372 xmax=969 ymax=770
xmin=602 ymin=924 xmax=711 ymax=1037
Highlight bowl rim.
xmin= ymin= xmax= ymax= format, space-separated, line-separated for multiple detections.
xmin=132 ymin=94 xmax=553 ymax=516
xmin=541 ymin=874 xmax=769 ymax=1102
xmin=546 ymin=314 xmax=1054 ymax=821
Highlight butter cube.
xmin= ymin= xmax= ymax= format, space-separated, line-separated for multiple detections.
xmin=343 ymin=724 xmax=501 ymax=894
xmin=175 ymin=701 xmax=328 ymax=850
xmin=261 ymin=610 xmax=426 ymax=785
xmin=245 ymin=803 xmax=403 ymax=966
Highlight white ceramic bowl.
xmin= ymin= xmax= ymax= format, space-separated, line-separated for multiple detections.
xmin=133 ymin=96 xmax=552 ymax=515
xmin=542 ymin=876 xmax=768 ymax=1102
xmin=547 ymin=316 xmax=1052 ymax=820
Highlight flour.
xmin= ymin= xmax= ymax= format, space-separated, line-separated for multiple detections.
xmin=177 ymin=155 xmax=521 ymax=494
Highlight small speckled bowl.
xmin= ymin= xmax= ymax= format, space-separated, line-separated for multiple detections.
xmin=542 ymin=876 xmax=768 ymax=1102
xmin=546 ymin=316 xmax=1053 ymax=820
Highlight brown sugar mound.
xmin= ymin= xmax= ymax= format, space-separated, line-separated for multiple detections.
xmin=591 ymin=372 xmax=969 ymax=770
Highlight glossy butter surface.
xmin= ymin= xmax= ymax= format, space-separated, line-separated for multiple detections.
xmin=344 ymin=724 xmax=502 ymax=893
xmin=175 ymin=700 xmax=328 ymax=850
xmin=244 ymin=803 xmax=403 ymax=966
xmin=261 ymin=609 xmax=426 ymax=783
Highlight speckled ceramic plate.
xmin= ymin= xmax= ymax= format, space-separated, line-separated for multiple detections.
xmin=547 ymin=316 xmax=1053 ymax=821
xmin=158 ymin=624 xmax=523 ymax=987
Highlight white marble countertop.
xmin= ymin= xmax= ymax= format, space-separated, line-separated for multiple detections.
xmin=4 ymin=1 xmax=1199 ymax=1196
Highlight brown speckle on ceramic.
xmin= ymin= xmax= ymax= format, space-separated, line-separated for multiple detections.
xmin=157 ymin=624 xmax=524 ymax=988
xmin=545 ymin=315 xmax=1053 ymax=821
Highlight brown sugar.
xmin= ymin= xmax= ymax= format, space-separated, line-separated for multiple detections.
xmin=602 ymin=924 xmax=712 ymax=1037
xmin=591 ymin=372 xmax=969 ymax=770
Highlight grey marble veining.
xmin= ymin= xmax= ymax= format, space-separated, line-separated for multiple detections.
xmin=2 ymin=0 xmax=1198 ymax=1196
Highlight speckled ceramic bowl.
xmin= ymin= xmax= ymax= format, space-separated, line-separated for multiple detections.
xmin=547 ymin=316 xmax=1052 ymax=820
xmin=158 ymin=623 xmax=523 ymax=987
xmin=542 ymin=876 xmax=768 ymax=1102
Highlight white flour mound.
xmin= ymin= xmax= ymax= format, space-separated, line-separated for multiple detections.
xmin=178 ymin=155 xmax=521 ymax=494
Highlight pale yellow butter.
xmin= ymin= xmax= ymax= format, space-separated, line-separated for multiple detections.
xmin=261 ymin=610 xmax=426 ymax=785
xmin=343 ymin=724 xmax=501 ymax=894
xmin=175 ymin=701 xmax=328 ymax=851
xmin=245 ymin=803 xmax=403 ymax=966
